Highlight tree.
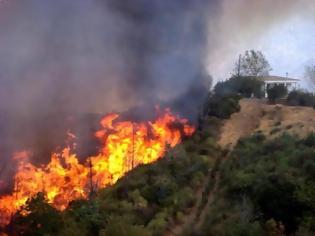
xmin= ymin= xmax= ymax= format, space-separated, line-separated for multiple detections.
xmin=267 ymin=84 xmax=288 ymax=103
xmin=305 ymin=65 xmax=315 ymax=88
xmin=214 ymin=76 xmax=263 ymax=98
xmin=234 ymin=50 xmax=272 ymax=77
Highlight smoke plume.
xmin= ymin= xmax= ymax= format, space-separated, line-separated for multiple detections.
xmin=2 ymin=0 xmax=314 ymax=191
xmin=0 ymin=0 xmax=218 ymax=190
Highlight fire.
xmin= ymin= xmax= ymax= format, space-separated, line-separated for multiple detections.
xmin=0 ymin=109 xmax=194 ymax=227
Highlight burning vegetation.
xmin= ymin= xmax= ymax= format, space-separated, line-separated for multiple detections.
xmin=0 ymin=109 xmax=194 ymax=227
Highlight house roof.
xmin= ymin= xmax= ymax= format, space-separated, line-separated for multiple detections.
xmin=257 ymin=76 xmax=300 ymax=82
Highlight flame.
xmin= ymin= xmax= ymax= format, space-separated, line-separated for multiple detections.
xmin=0 ymin=109 xmax=194 ymax=227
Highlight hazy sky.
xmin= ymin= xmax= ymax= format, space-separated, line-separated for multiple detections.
xmin=207 ymin=0 xmax=315 ymax=88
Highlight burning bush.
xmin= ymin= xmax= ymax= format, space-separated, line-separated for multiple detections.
xmin=0 ymin=109 xmax=195 ymax=228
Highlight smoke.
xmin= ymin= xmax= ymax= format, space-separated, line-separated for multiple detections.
xmin=0 ymin=0 xmax=218 ymax=115
xmin=2 ymin=0 xmax=313 ymax=190
xmin=207 ymin=0 xmax=315 ymax=81
xmin=0 ymin=0 xmax=219 ymax=189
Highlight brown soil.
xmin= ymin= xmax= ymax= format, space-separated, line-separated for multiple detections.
xmin=218 ymin=99 xmax=315 ymax=149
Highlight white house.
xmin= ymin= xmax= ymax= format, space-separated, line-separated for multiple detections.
xmin=257 ymin=76 xmax=300 ymax=98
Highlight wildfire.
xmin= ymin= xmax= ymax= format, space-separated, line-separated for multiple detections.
xmin=0 ymin=109 xmax=194 ymax=227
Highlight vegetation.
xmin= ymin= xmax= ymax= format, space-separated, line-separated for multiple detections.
xmin=214 ymin=76 xmax=264 ymax=98
xmin=203 ymin=94 xmax=241 ymax=119
xmin=287 ymin=90 xmax=315 ymax=107
xmin=267 ymin=84 xmax=288 ymax=103
xmin=4 ymin=71 xmax=315 ymax=236
xmin=233 ymin=50 xmax=272 ymax=77
xmin=7 ymin=193 xmax=63 ymax=236
xmin=5 ymin=126 xmax=222 ymax=236
xmin=202 ymin=75 xmax=265 ymax=120
xmin=198 ymin=133 xmax=315 ymax=236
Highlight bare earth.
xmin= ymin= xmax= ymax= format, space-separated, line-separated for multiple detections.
xmin=218 ymin=98 xmax=315 ymax=149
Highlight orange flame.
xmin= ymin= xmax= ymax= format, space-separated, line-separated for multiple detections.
xmin=0 ymin=109 xmax=194 ymax=226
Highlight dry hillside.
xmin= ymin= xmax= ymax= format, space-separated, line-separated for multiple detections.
xmin=218 ymin=99 xmax=315 ymax=149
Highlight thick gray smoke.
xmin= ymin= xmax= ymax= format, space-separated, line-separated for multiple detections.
xmin=0 ymin=0 xmax=218 ymax=191
xmin=0 ymin=0 xmax=217 ymax=115
xmin=1 ymin=0 xmax=313 ymax=190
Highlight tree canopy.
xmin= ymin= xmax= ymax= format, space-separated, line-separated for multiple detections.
xmin=234 ymin=50 xmax=272 ymax=77
xmin=214 ymin=76 xmax=264 ymax=98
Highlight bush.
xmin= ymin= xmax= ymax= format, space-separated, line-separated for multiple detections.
xmin=100 ymin=220 xmax=151 ymax=236
xmin=218 ymin=134 xmax=315 ymax=235
xmin=226 ymin=221 xmax=264 ymax=236
xmin=205 ymin=95 xmax=241 ymax=119
xmin=214 ymin=76 xmax=264 ymax=98
xmin=287 ymin=90 xmax=315 ymax=107
xmin=303 ymin=133 xmax=315 ymax=147
xmin=4 ymin=120 xmax=220 ymax=236
xmin=7 ymin=193 xmax=63 ymax=236
xmin=146 ymin=212 xmax=168 ymax=236
xmin=267 ymin=84 xmax=288 ymax=103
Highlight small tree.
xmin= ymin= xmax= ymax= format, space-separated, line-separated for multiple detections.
xmin=267 ymin=84 xmax=288 ymax=103
xmin=234 ymin=50 xmax=272 ymax=77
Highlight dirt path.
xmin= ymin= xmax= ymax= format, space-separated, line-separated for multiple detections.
xmin=164 ymin=166 xmax=216 ymax=236
xmin=165 ymin=157 xmax=221 ymax=236
xmin=193 ymin=171 xmax=220 ymax=231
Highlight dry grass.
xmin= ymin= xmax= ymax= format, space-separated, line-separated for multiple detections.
xmin=218 ymin=99 xmax=315 ymax=149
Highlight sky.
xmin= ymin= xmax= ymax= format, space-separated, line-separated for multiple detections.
xmin=207 ymin=0 xmax=315 ymax=89
xmin=264 ymin=19 xmax=315 ymax=84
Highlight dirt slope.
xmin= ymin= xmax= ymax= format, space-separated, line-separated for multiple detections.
xmin=218 ymin=99 xmax=315 ymax=149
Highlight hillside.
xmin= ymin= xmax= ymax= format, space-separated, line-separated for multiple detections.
xmin=3 ymin=98 xmax=315 ymax=236
xmin=219 ymin=98 xmax=315 ymax=148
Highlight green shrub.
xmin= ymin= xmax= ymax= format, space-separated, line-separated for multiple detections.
xmin=267 ymin=84 xmax=288 ymax=103
xmin=146 ymin=212 xmax=168 ymax=236
xmin=287 ymin=90 xmax=315 ymax=107
xmin=303 ymin=133 xmax=315 ymax=147
xmin=100 ymin=220 xmax=151 ymax=236
xmin=175 ymin=211 xmax=185 ymax=224
xmin=214 ymin=76 xmax=264 ymax=98
xmin=205 ymin=95 xmax=241 ymax=119
xmin=225 ymin=221 xmax=264 ymax=236
xmin=218 ymin=134 xmax=315 ymax=235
